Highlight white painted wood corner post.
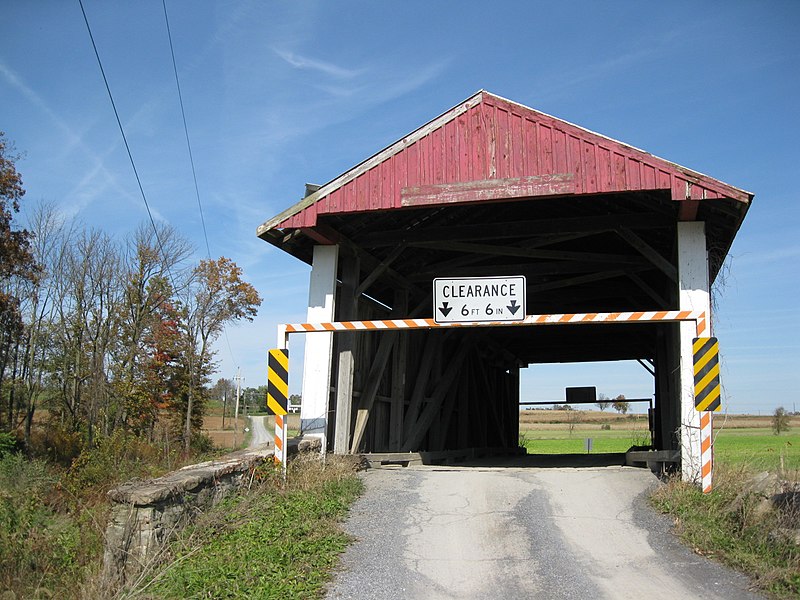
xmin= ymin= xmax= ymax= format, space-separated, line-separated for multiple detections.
xmin=300 ymin=245 xmax=339 ymax=454
xmin=677 ymin=222 xmax=711 ymax=483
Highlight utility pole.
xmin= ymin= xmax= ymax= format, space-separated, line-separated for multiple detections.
xmin=222 ymin=389 xmax=227 ymax=429
xmin=233 ymin=368 xmax=243 ymax=448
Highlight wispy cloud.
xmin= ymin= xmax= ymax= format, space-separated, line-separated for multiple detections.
xmin=273 ymin=48 xmax=364 ymax=79
xmin=733 ymin=246 xmax=800 ymax=266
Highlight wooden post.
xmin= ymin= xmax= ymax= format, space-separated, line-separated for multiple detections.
xmin=389 ymin=292 xmax=408 ymax=451
xmin=333 ymin=253 xmax=359 ymax=454
xmin=457 ymin=366 xmax=469 ymax=449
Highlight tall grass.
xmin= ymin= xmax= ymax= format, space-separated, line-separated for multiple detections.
xmin=0 ymin=454 xmax=98 ymax=598
xmin=0 ymin=426 xmax=211 ymax=599
xmin=126 ymin=454 xmax=363 ymax=600
xmin=651 ymin=465 xmax=800 ymax=598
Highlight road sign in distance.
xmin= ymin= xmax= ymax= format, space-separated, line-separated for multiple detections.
xmin=433 ymin=276 xmax=526 ymax=324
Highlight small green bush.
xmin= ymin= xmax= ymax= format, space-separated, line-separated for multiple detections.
xmin=0 ymin=431 xmax=18 ymax=457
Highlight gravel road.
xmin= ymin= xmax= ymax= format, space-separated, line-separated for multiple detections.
xmin=326 ymin=459 xmax=763 ymax=600
xmin=248 ymin=415 xmax=270 ymax=447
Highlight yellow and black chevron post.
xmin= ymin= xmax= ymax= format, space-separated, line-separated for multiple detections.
xmin=693 ymin=337 xmax=721 ymax=412
xmin=267 ymin=348 xmax=289 ymax=417
xmin=267 ymin=348 xmax=289 ymax=470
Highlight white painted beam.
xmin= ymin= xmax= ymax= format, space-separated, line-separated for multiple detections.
xmin=300 ymin=245 xmax=339 ymax=451
xmin=677 ymin=222 xmax=711 ymax=482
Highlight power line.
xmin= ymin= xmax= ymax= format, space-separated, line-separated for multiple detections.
xmin=162 ymin=0 xmax=212 ymax=259
xmin=161 ymin=0 xmax=239 ymax=370
xmin=78 ymin=0 xmax=178 ymax=293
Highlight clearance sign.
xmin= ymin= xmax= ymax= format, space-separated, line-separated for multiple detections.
xmin=433 ymin=276 xmax=526 ymax=324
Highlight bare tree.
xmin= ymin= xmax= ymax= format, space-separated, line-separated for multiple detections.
xmin=52 ymin=229 xmax=122 ymax=443
xmin=595 ymin=393 xmax=611 ymax=412
xmin=15 ymin=202 xmax=70 ymax=444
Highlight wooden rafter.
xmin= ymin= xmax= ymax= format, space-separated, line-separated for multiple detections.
xmin=408 ymin=240 xmax=649 ymax=265
xmin=616 ymin=227 xmax=678 ymax=283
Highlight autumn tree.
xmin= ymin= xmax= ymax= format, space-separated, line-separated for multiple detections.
xmin=178 ymin=257 xmax=261 ymax=450
xmin=0 ymin=133 xmax=37 ymax=433
xmin=114 ymin=223 xmax=191 ymax=431
xmin=132 ymin=299 xmax=186 ymax=439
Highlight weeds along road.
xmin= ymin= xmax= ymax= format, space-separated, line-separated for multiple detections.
xmin=327 ymin=460 xmax=763 ymax=600
xmin=248 ymin=415 xmax=270 ymax=447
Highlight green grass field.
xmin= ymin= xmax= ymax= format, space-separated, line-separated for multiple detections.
xmin=520 ymin=424 xmax=800 ymax=472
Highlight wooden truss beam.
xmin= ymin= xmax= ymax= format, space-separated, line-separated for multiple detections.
xmin=408 ymin=240 xmax=649 ymax=265
xmin=402 ymin=341 xmax=471 ymax=451
xmin=616 ymin=227 xmax=678 ymax=283
xmin=357 ymin=212 xmax=670 ymax=247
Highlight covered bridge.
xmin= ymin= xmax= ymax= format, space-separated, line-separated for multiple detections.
xmin=257 ymin=90 xmax=752 ymax=478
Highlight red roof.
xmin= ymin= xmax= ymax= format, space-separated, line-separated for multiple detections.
xmin=259 ymin=91 xmax=752 ymax=235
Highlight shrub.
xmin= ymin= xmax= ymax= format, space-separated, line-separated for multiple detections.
xmin=0 ymin=454 xmax=91 ymax=598
xmin=27 ymin=422 xmax=84 ymax=466
xmin=65 ymin=429 xmax=165 ymax=496
xmin=772 ymin=406 xmax=791 ymax=435
xmin=0 ymin=431 xmax=18 ymax=457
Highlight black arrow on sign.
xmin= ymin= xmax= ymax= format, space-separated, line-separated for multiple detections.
xmin=438 ymin=302 xmax=453 ymax=317
xmin=507 ymin=300 xmax=521 ymax=315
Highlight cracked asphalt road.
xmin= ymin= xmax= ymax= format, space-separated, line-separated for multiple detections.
xmin=326 ymin=460 xmax=763 ymax=600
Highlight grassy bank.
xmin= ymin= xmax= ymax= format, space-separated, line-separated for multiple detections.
xmin=127 ymin=455 xmax=363 ymax=600
xmin=651 ymin=466 xmax=800 ymax=598
xmin=0 ymin=430 xmax=210 ymax=599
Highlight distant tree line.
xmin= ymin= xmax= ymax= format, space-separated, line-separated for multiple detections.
xmin=0 ymin=133 xmax=261 ymax=453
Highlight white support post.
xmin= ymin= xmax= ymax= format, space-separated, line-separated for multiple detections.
xmin=300 ymin=245 xmax=339 ymax=453
xmin=677 ymin=222 xmax=711 ymax=483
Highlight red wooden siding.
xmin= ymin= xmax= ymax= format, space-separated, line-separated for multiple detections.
xmin=274 ymin=92 xmax=750 ymax=230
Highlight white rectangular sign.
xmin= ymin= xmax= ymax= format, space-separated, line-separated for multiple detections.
xmin=433 ymin=276 xmax=526 ymax=324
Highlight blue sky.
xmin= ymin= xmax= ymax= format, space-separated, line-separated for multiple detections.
xmin=2 ymin=1 xmax=798 ymax=414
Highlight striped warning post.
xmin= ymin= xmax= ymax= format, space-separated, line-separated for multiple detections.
xmin=693 ymin=337 xmax=721 ymax=412
xmin=266 ymin=349 xmax=289 ymax=466
xmin=284 ymin=310 xmax=704 ymax=333
xmin=700 ymin=411 xmax=713 ymax=493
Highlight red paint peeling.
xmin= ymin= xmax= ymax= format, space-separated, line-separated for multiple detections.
xmin=265 ymin=92 xmax=751 ymax=232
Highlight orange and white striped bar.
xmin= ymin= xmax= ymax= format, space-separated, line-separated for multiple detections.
xmin=284 ymin=310 xmax=705 ymax=334
xmin=700 ymin=411 xmax=713 ymax=493
xmin=274 ymin=413 xmax=286 ymax=465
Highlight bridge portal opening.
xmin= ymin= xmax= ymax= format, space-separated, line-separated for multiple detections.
xmin=258 ymin=91 xmax=751 ymax=480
